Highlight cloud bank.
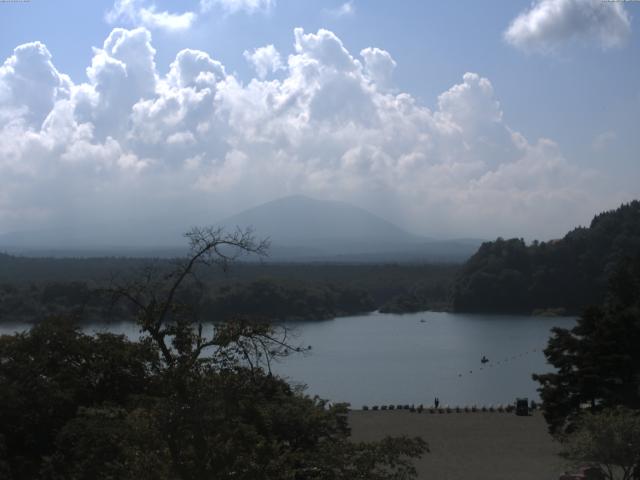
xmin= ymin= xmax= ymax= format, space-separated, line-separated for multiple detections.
xmin=0 ymin=27 xmax=620 ymax=243
xmin=505 ymin=0 xmax=631 ymax=53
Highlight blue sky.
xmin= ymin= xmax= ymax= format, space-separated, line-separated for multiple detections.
xmin=0 ymin=0 xmax=638 ymax=242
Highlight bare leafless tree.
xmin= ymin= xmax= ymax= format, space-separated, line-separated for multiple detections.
xmin=108 ymin=226 xmax=304 ymax=371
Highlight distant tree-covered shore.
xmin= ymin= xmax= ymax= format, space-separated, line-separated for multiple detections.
xmin=452 ymin=201 xmax=640 ymax=314
xmin=0 ymin=256 xmax=458 ymax=323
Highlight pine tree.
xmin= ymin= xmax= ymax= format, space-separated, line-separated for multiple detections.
xmin=533 ymin=256 xmax=640 ymax=435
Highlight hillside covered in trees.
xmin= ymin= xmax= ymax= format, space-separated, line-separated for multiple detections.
xmin=452 ymin=201 xmax=640 ymax=314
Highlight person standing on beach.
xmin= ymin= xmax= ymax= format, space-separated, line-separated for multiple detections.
xmin=434 ymin=397 xmax=439 ymax=408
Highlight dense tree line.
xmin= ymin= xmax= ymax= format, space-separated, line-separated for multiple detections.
xmin=0 ymin=258 xmax=458 ymax=323
xmin=452 ymin=201 xmax=640 ymax=314
xmin=0 ymin=253 xmax=458 ymax=292
xmin=205 ymin=279 xmax=375 ymax=321
xmin=0 ymin=281 xmax=122 ymax=324
xmin=378 ymin=280 xmax=450 ymax=313
xmin=0 ymin=279 xmax=375 ymax=324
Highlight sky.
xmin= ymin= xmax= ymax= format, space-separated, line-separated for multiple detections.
xmin=0 ymin=0 xmax=639 ymax=244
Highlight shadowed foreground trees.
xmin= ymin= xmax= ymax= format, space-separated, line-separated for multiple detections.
xmin=534 ymin=255 xmax=640 ymax=436
xmin=0 ymin=227 xmax=427 ymax=480
xmin=0 ymin=319 xmax=159 ymax=479
xmin=561 ymin=407 xmax=640 ymax=480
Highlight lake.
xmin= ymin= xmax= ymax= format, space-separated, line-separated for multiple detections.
xmin=0 ymin=311 xmax=574 ymax=408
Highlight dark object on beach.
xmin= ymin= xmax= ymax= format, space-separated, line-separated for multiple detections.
xmin=515 ymin=398 xmax=529 ymax=416
xmin=362 ymin=405 xmax=369 ymax=411
xmin=434 ymin=397 xmax=440 ymax=408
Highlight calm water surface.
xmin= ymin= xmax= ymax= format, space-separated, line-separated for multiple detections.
xmin=0 ymin=311 xmax=574 ymax=408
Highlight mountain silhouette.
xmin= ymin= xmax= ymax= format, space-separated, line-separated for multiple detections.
xmin=219 ymin=195 xmax=479 ymax=261
xmin=220 ymin=195 xmax=420 ymax=244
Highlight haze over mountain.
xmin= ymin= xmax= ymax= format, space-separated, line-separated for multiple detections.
xmin=0 ymin=195 xmax=481 ymax=262
xmin=221 ymin=195 xmax=480 ymax=261
xmin=221 ymin=195 xmax=419 ymax=243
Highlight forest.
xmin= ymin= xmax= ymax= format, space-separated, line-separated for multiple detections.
xmin=0 ymin=254 xmax=458 ymax=323
xmin=452 ymin=201 xmax=640 ymax=314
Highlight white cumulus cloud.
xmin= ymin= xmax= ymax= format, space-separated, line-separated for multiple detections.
xmin=243 ymin=45 xmax=283 ymax=79
xmin=0 ymin=42 xmax=72 ymax=129
xmin=0 ymin=26 xmax=624 ymax=242
xmin=505 ymin=0 xmax=631 ymax=53
xmin=360 ymin=47 xmax=396 ymax=91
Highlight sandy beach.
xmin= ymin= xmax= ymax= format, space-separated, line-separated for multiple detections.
xmin=349 ymin=410 xmax=567 ymax=480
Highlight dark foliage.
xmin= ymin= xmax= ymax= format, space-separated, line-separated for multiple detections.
xmin=560 ymin=407 xmax=640 ymax=480
xmin=204 ymin=279 xmax=375 ymax=321
xmin=379 ymin=280 xmax=450 ymax=313
xmin=452 ymin=201 xmax=640 ymax=314
xmin=0 ymin=318 xmax=159 ymax=479
xmin=533 ymin=255 xmax=640 ymax=435
xmin=0 ymin=259 xmax=458 ymax=323
xmin=0 ymin=227 xmax=427 ymax=479
xmin=0 ymin=320 xmax=425 ymax=480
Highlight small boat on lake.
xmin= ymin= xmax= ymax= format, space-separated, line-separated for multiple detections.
xmin=481 ymin=355 xmax=489 ymax=364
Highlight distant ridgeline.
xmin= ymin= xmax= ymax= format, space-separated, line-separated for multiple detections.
xmin=452 ymin=201 xmax=640 ymax=314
